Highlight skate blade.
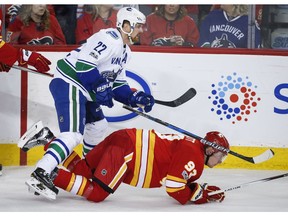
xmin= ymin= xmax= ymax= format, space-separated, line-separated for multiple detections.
xmin=18 ymin=121 xmax=44 ymax=149
xmin=28 ymin=186 xmax=40 ymax=196
xmin=25 ymin=177 xmax=56 ymax=200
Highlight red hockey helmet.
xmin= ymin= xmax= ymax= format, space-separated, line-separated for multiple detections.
xmin=204 ymin=131 xmax=230 ymax=155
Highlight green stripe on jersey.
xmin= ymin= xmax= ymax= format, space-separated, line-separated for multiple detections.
xmin=57 ymin=59 xmax=80 ymax=82
xmin=72 ymin=86 xmax=78 ymax=132
xmin=49 ymin=143 xmax=67 ymax=161
xmin=113 ymin=80 xmax=128 ymax=90
xmin=76 ymin=61 xmax=95 ymax=72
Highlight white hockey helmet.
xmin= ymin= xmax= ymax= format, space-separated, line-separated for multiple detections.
xmin=116 ymin=7 xmax=146 ymax=36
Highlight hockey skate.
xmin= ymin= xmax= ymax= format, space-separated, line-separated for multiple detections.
xmin=25 ymin=168 xmax=59 ymax=200
xmin=18 ymin=121 xmax=55 ymax=152
xmin=27 ymin=167 xmax=59 ymax=196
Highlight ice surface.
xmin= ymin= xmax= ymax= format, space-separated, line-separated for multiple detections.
xmin=0 ymin=166 xmax=287 ymax=212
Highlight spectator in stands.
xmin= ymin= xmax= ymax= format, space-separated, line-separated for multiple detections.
xmin=198 ymin=4 xmax=261 ymax=48
xmin=197 ymin=5 xmax=213 ymax=28
xmin=4 ymin=4 xmax=55 ymax=31
xmin=6 ymin=4 xmax=66 ymax=45
xmin=138 ymin=5 xmax=155 ymax=17
xmin=145 ymin=5 xmax=199 ymax=25
xmin=75 ymin=5 xmax=117 ymax=45
xmin=53 ymin=5 xmax=77 ymax=44
xmin=209 ymin=4 xmax=263 ymax=25
xmin=184 ymin=5 xmax=199 ymax=26
xmin=140 ymin=5 xmax=199 ymax=47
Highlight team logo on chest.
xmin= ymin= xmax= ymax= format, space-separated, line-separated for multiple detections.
xmin=27 ymin=36 xmax=53 ymax=45
xmin=211 ymin=34 xmax=236 ymax=48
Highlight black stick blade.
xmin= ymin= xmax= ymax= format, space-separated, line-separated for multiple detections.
xmin=155 ymin=88 xmax=197 ymax=107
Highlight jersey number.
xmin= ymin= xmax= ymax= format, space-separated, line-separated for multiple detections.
xmin=94 ymin=41 xmax=107 ymax=55
xmin=184 ymin=161 xmax=197 ymax=177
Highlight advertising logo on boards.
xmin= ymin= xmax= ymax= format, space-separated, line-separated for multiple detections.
xmin=208 ymin=72 xmax=261 ymax=124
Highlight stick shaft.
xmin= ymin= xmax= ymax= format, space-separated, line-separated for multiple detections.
xmin=122 ymin=105 xmax=273 ymax=164
xmin=11 ymin=65 xmax=54 ymax=77
xmin=123 ymin=105 xmax=229 ymax=153
xmin=208 ymin=172 xmax=288 ymax=196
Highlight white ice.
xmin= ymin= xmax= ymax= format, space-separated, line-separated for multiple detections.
xmin=0 ymin=166 xmax=287 ymax=212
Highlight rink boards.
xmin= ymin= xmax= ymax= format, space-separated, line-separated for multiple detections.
xmin=0 ymin=47 xmax=287 ymax=169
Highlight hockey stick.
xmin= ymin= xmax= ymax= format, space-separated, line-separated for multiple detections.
xmin=208 ymin=172 xmax=288 ymax=196
xmin=154 ymin=88 xmax=196 ymax=107
xmin=11 ymin=65 xmax=54 ymax=77
xmin=123 ymin=105 xmax=274 ymax=164
xmin=11 ymin=65 xmax=195 ymax=108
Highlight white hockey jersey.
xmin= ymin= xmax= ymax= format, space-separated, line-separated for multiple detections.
xmin=54 ymin=28 xmax=132 ymax=101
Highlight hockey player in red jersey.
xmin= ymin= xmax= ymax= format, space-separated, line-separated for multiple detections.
xmin=0 ymin=10 xmax=51 ymax=72
xmin=23 ymin=126 xmax=228 ymax=204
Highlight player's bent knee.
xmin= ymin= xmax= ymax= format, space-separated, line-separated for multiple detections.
xmin=86 ymin=181 xmax=110 ymax=202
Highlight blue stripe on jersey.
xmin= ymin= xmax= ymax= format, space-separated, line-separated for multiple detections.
xmin=78 ymin=59 xmax=97 ymax=68
xmin=64 ymin=58 xmax=76 ymax=70
xmin=54 ymin=138 xmax=70 ymax=157
xmin=83 ymin=140 xmax=96 ymax=148
xmin=45 ymin=151 xmax=60 ymax=164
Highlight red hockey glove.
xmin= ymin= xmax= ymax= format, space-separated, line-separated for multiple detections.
xmin=0 ymin=63 xmax=11 ymax=72
xmin=189 ymin=183 xmax=225 ymax=204
xmin=19 ymin=48 xmax=51 ymax=73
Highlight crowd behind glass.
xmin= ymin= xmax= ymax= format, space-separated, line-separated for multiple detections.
xmin=1 ymin=4 xmax=288 ymax=50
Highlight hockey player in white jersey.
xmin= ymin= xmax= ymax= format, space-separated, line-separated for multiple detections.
xmin=25 ymin=7 xmax=155 ymax=199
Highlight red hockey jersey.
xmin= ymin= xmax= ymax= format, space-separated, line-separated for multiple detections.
xmin=0 ymin=10 xmax=20 ymax=65
xmin=83 ymin=128 xmax=205 ymax=204
xmin=75 ymin=9 xmax=117 ymax=44
xmin=140 ymin=13 xmax=199 ymax=47
xmin=6 ymin=14 xmax=66 ymax=45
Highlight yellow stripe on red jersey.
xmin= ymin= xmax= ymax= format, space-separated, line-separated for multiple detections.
xmin=130 ymin=129 xmax=156 ymax=188
xmin=66 ymin=173 xmax=90 ymax=196
xmin=165 ymin=175 xmax=186 ymax=193
xmin=108 ymin=152 xmax=133 ymax=190
xmin=0 ymin=39 xmax=5 ymax=48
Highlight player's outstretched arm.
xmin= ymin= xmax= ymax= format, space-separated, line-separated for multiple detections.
xmin=189 ymin=182 xmax=225 ymax=204
xmin=18 ymin=48 xmax=51 ymax=73
xmin=0 ymin=42 xmax=51 ymax=73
